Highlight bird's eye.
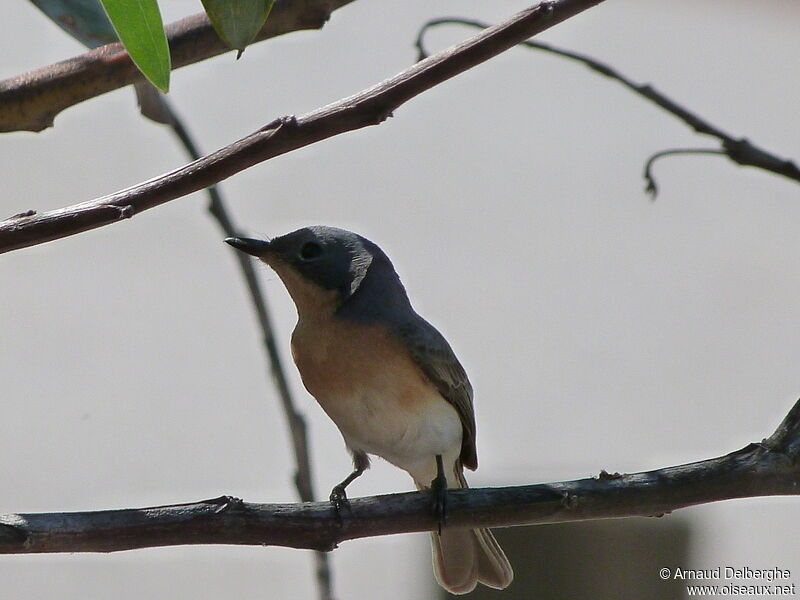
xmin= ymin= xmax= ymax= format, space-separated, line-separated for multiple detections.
xmin=299 ymin=241 xmax=323 ymax=261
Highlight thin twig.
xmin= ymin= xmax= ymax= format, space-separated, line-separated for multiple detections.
xmin=416 ymin=18 xmax=800 ymax=195
xmin=157 ymin=99 xmax=334 ymax=600
xmin=0 ymin=0 xmax=356 ymax=133
xmin=643 ymin=148 xmax=727 ymax=198
xmin=0 ymin=0 xmax=607 ymax=254
xmin=1 ymin=398 xmax=799 ymax=553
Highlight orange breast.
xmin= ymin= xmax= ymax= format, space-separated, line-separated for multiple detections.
xmin=291 ymin=316 xmax=429 ymax=410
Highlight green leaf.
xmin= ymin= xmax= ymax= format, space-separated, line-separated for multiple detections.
xmin=29 ymin=0 xmax=118 ymax=48
xmin=201 ymin=0 xmax=274 ymax=58
xmin=98 ymin=0 xmax=170 ymax=92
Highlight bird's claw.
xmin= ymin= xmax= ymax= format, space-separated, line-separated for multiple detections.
xmin=329 ymin=485 xmax=351 ymax=523
xmin=430 ymin=472 xmax=448 ymax=535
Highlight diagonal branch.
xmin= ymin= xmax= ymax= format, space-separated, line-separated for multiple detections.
xmin=1 ymin=398 xmax=799 ymax=554
xmin=0 ymin=0 xmax=356 ymax=133
xmin=0 ymin=0 xmax=607 ymax=255
xmin=416 ymin=18 xmax=800 ymax=193
xmin=161 ymin=101 xmax=334 ymax=600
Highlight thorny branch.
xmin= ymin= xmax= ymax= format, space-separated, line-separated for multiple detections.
xmin=0 ymin=0 xmax=606 ymax=254
xmin=415 ymin=18 xmax=800 ymax=197
xmin=1 ymin=398 xmax=799 ymax=554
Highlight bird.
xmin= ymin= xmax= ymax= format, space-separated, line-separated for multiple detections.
xmin=225 ymin=226 xmax=513 ymax=594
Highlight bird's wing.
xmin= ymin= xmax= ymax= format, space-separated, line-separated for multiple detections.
xmin=395 ymin=316 xmax=478 ymax=470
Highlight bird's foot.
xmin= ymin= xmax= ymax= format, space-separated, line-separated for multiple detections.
xmin=329 ymin=485 xmax=351 ymax=523
xmin=329 ymin=456 xmax=368 ymax=524
xmin=430 ymin=465 xmax=448 ymax=535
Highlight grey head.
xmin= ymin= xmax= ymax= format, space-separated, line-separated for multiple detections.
xmin=225 ymin=226 xmax=412 ymax=318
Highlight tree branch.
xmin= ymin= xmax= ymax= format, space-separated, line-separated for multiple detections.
xmin=1 ymin=398 xmax=799 ymax=554
xmin=642 ymin=148 xmax=727 ymax=197
xmin=161 ymin=101 xmax=334 ymax=600
xmin=416 ymin=18 xmax=800 ymax=195
xmin=0 ymin=0 xmax=606 ymax=255
xmin=0 ymin=0 xmax=356 ymax=133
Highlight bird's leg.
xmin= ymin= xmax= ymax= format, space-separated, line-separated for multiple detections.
xmin=330 ymin=450 xmax=370 ymax=514
xmin=430 ymin=454 xmax=448 ymax=535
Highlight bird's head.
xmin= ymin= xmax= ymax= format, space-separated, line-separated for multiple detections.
xmin=225 ymin=226 xmax=382 ymax=317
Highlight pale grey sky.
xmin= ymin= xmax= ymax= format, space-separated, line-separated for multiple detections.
xmin=1 ymin=1 xmax=798 ymax=598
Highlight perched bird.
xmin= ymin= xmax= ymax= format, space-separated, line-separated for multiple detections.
xmin=226 ymin=226 xmax=513 ymax=594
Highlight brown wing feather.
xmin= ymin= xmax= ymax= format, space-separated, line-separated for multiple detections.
xmin=394 ymin=318 xmax=477 ymax=470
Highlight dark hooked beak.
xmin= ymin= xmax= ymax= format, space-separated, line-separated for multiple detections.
xmin=224 ymin=237 xmax=272 ymax=257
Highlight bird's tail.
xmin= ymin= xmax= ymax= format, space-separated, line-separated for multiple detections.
xmin=415 ymin=468 xmax=513 ymax=595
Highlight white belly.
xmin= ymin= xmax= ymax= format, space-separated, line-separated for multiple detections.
xmin=324 ymin=383 xmax=463 ymax=485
